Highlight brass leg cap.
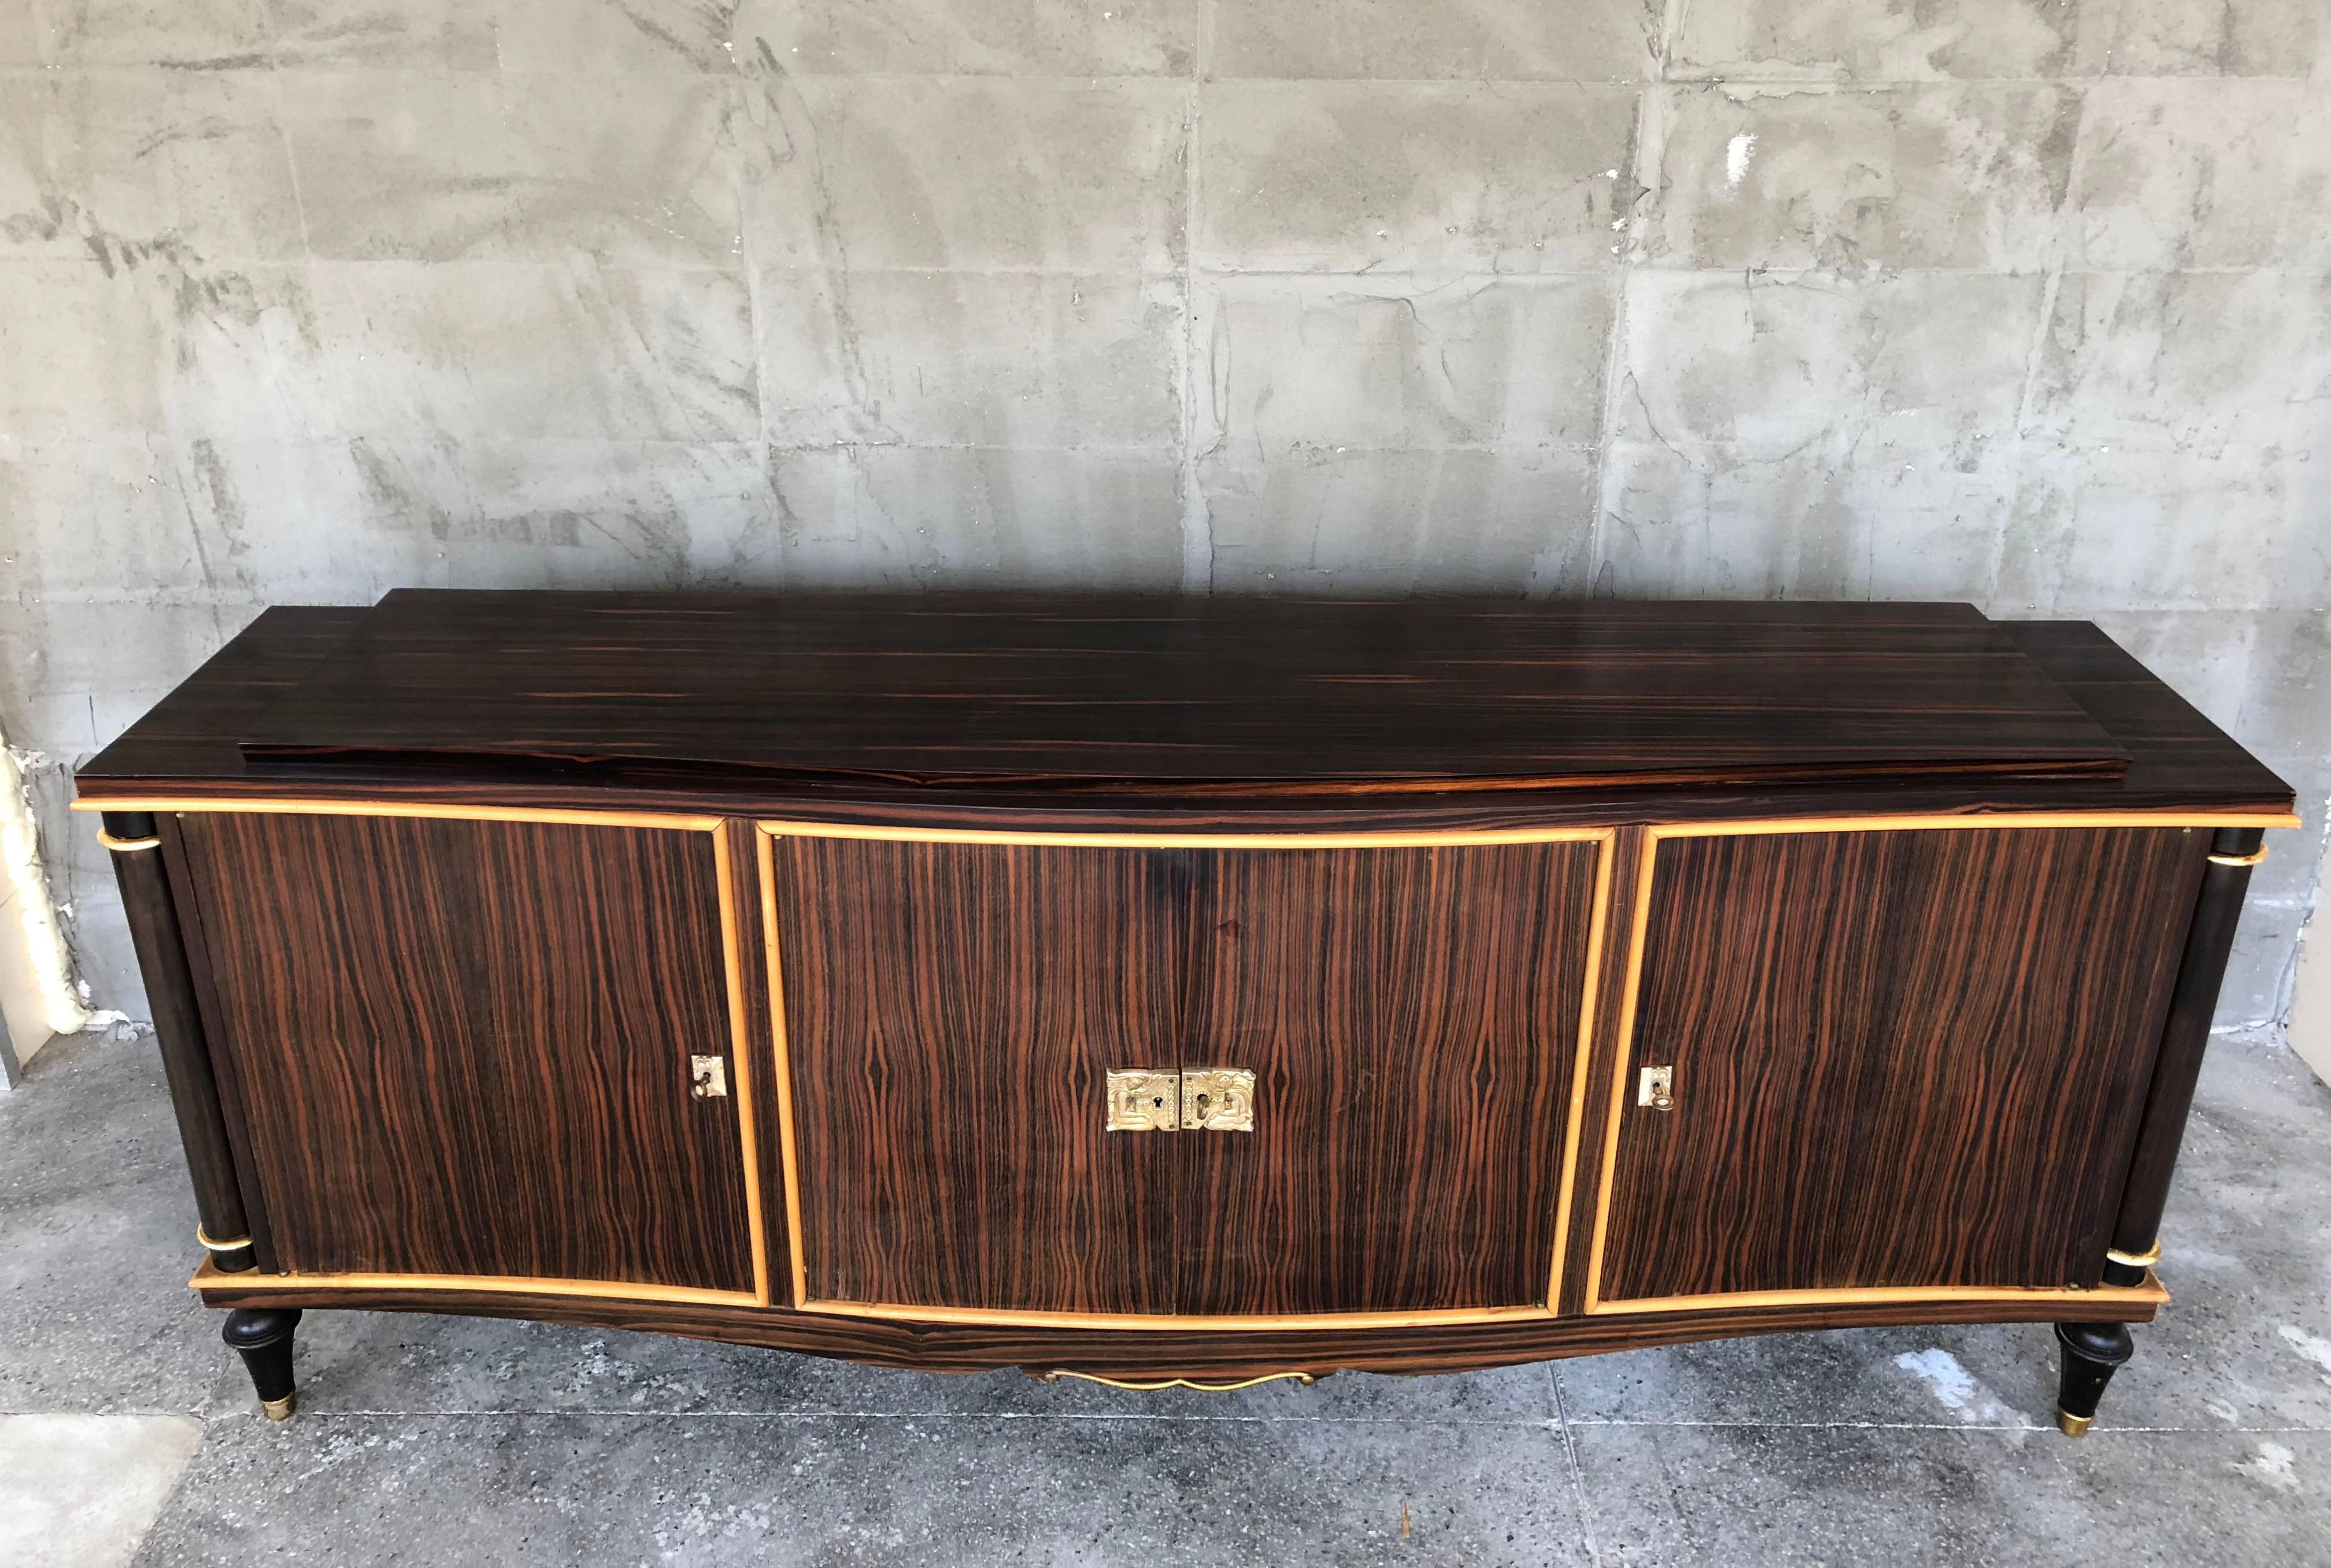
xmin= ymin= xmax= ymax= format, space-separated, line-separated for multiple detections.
xmin=2055 ymin=1408 xmax=2092 ymax=1438
xmin=261 ymin=1392 xmax=297 ymax=1422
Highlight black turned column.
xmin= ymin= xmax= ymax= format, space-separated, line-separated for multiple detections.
xmin=2108 ymin=825 xmax=2267 ymax=1270
xmin=2055 ymin=1322 xmax=2134 ymax=1437
xmin=2052 ymin=824 xmax=2270 ymax=1436
xmin=223 ymin=1308 xmax=303 ymax=1421
xmin=101 ymin=810 xmax=260 ymax=1273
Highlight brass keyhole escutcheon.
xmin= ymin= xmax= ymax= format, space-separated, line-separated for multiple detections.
xmin=1105 ymin=1070 xmax=1182 ymax=1132
xmin=1181 ymin=1069 xmax=1255 ymax=1131
xmin=1105 ymin=1069 xmax=1256 ymax=1131
xmin=1638 ymin=1064 xmax=1675 ymax=1112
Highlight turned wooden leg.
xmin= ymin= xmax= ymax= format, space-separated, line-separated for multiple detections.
xmin=224 ymin=1308 xmax=304 ymax=1422
xmin=2054 ymin=1321 xmax=2133 ymax=1437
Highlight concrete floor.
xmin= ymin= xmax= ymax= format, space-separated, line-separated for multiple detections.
xmin=2 ymin=1031 xmax=2327 ymax=1567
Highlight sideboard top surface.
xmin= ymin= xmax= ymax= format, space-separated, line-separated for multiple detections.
xmin=76 ymin=592 xmax=2293 ymax=822
xmin=252 ymin=591 xmax=2121 ymax=789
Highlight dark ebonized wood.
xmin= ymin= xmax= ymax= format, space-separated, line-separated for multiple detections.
xmin=223 ymin=1307 xmax=302 ymax=1419
xmin=725 ymin=820 xmax=796 ymax=1295
xmin=76 ymin=611 xmax=2288 ymax=827
xmin=2108 ymin=823 xmax=2267 ymax=1276
xmin=85 ymin=607 xmax=367 ymax=785
xmin=174 ymin=811 xmax=756 ymax=1292
xmin=1181 ymin=841 xmax=1600 ymax=1314
xmin=1554 ymin=828 xmax=1653 ymax=1316
xmin=102 ymin=809 xmax=256 ymax=1272
xmin=771 ymin=836 xmax=1189 ymax=1315
xmin=2054 ymin=1319 xmax=2136 ymax=1437
xmin=76 ymin=592 xmax=2295 ymax=1433
xmin=771 ymin=834 xmax=1603 ymax=1318
xmin=1601 ymin=825 xmax=2204 ymax=1303
xmin=191 ymin=1266 xmax=2156 ymax=1380
xmin=234 ymin=593 xmax=2131 ymax=794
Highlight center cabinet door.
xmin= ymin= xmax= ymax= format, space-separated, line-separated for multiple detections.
xmin=1181 ymin=841 xmax=1607 ymax=1316
xmin=767 ymin=835 xmax=1190 ymax=1316
xmin=765 ymin=831 xmax=1607 ymax=1321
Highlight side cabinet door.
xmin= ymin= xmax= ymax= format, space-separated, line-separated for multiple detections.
xmin=767 ymin=835 xmax=1187 ymax=1317
xmin=1182 ymin=840 xmax=1606 ymax=1316
xmin=179 ymin=811 xmax=760 ymax=1297
xmin=1592 ymin=824 xmax=2207 ymax=1310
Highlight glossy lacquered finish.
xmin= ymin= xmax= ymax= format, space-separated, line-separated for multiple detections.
xmin=102 ymin=809 xmax=255 ymax=1274
xmin=771 ymin=834 xmax=1189 ymax=1317
xmin=191 ymin=1260 xmax=2162 ymax=1380
xmin=73 ymin=608 xmax=2291 ymax=824
xmin=2110 ymin=823 xmax=2270 ymax=1273
xmin=77 ymin=592 xmax=2295 ymax=1426
xmin=234 ymin=591 xmax=2133 ymax=794
xmin=1595 ymin=823 xmax=2203 ymax=1307
xmin=171 ymin=809 xmax=762 ymax=1297
xmin=223 ymin=1308 xmax=302 ymax=1421
xmin=1179 ymin=837 xmax=1604 ymax=1316
xmin=768 ymin=830 xmax=1606 ymax=1321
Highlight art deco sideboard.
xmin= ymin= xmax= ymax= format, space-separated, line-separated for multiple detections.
xmin=78 ymin=591 xmax=2295 ymax=1434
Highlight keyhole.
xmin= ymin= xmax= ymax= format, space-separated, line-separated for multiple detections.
xmin=1196 ymin=1093 xmax=1211 ymax=1114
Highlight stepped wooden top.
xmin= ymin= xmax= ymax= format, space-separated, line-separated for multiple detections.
xmin=77 ymin=590 xmax=2293 ymax=821
xmin=239 ymin=591 xmax=2124 ymax=793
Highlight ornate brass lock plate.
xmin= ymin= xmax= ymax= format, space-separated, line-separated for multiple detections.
xmin=1181 ymin=1068 xmax=1255 ymax=1131
xmin=1105 ymin=1070 xmax=1182 ymax=1131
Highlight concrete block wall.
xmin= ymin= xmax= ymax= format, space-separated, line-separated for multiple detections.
xmin=0 ymin=0 xmax=2325 ymax=1033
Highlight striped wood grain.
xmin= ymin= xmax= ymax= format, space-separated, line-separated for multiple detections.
xmin=768 ymin=834 xmax=1189 ymax=1315
xmin=193 ymin=1258 xmax=2167 ymax=1380
xmin=1591 ymin=822 xmax=2206 ymax=1308
xmin=1181 ymin=840 xmax=1603 ymax=1314
xmin=237 ymin=591 xmax=2132 ymax=792
xmin=764 ymin=826 xmax=1607 ymax=1321
xmin=177 ymin=810 xmax=760 ymax=1296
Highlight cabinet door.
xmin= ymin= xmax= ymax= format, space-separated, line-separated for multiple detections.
xmin=768 ymin=835 xmax=1187 ymax=1316
xmin=180 ymin=811 xmax=758 ymax=1296
xmin=1594 ymin=824 xmax=2204 ymax=1308
xmin=1181 ymin=841 xmax=1605 ymax=1316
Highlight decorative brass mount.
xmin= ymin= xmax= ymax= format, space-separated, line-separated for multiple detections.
xmin=1106 ymin=1068 xmax=1256 ymax=1131
xmin=1105 ymin=1071 xmax=1181 ymax=1131
xmin=1182 ymin=1068 xmax=1255 ymax=1131
xmin=1038 ymin=1369 xmax=1318 ymax=1392
xmin=195 ymin=1225 xmax=254 ymax=1253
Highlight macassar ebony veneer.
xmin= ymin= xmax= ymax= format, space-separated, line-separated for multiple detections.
xmin=80 ymin=592 xmax=2295 ymax=1432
